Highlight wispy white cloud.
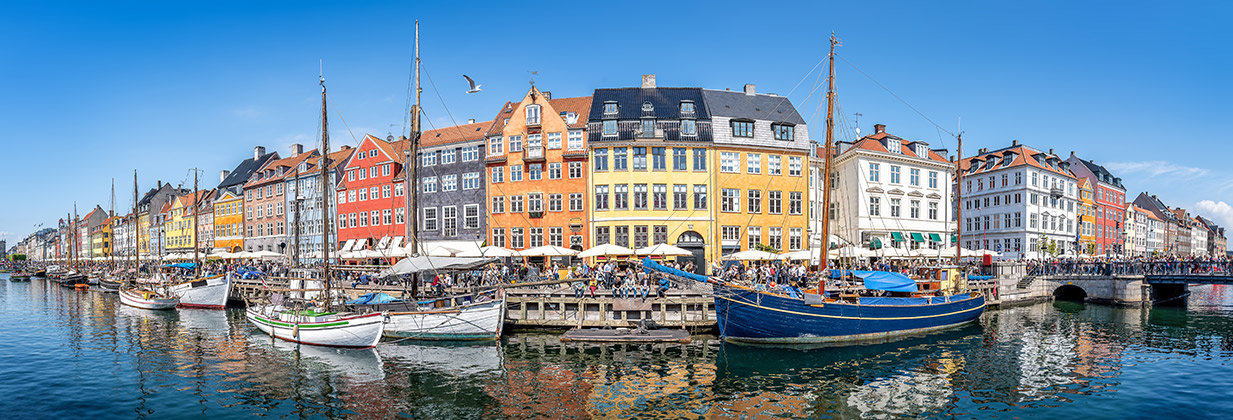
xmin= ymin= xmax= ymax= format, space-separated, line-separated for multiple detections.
xmin=1195 ymin=200 xmax=1233 ymax=229
xmin=1103 ymin=160 xmax=1208 ymax=179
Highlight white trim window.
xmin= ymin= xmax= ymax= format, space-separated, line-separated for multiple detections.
xmin=422 ymin=207 xmax=438 ymax=231
xmin=547 ymin=132 xmax=561 ymax=149
xmin=491 ymin=167 xmax=504 ymax=183
xmin=422 ymin=176 xmax=437 ymax=193
xmin=442 ymin=175 xmax=457 ymax=191
xmin=567 ymin=130 xmax=584 ymax=150
xmin=462 ymin=146 xmax=479 ymax=162
xmin=525 ymin=104 xmax=541 ymax=125
xmin=720 ymin=152 xmax=739 ymax=173
xmin=441 ymin=149 xmax=456 ymax=165
xmin=488 ymin=136 xmax=503 ymax=156
xmin=464 ymin=204 xmax=480 ymax=229
xmin=746 ymin=153 xmax=761 ymax=174
xmin=463 ymin=172 xmax=481 ymax=190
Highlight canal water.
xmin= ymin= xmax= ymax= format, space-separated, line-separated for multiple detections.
xmin=2 ymin=274 xmax=1231 ymax=419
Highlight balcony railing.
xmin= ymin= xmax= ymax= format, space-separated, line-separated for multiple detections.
xmin=529 ymin=211 xmax=544 ymax=219
xmin=1050 ymin=186 xmax=1065 ymax=198
xmin=524 ymin=146 xmax=545 ymax=161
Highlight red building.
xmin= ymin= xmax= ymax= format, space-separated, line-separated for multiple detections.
xmin=1066 ymin=153 xmax=1127 ymax=256
xmin=335 ymin=134 xmax=411 ymax=255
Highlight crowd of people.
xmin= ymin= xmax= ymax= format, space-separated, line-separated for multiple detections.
xmin=1026 ymin=255 xmax=1232 ymax=276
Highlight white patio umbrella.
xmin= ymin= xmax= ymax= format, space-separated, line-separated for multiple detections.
xmin=520 ymin=245 xmax=579 ymax=257
xmin=577 ymin=243 xmax=635 ymax=258
xmin=459 ymin=246 xmax=520 ymax=258
xmin=425 ymin=245 xmax=464 ymax=257
xmin=781 ymin=250 xmax=815 ymax=261
xmin=236 ymin=251 xmax=259 ymax=259
xmin=635 ymin=243 xmax=693 ymax=257
xmin=254 ymin=250 xmax=284 ymax=260
xmin=727 ymin=249 xmax=785 ymax=261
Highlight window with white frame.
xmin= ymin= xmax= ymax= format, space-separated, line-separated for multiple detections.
xmin=870 ymin=196 xmax=881 ymax=216
xmin=547 ymin=132 xmax=561 ymax=149
xmin=720 ymin=152 xmax=739 ymax=173
xmin=422 ymin=152 xmax=436 ymax=167
xmin=595 ymin=186 xmax=609 ymax=210
xmin=527 ymin=193 xmax=543 ymax=212
xmin=569 ymin=193 xmax=583 ymax=211
xmin=746 ymin=153 xmax=761 ymax=174
xmin=567 ymin=130 xmax=583 ymax=150
xmin=464 ymin=205 xmax=479 ymax=229
xmin=422 ymin=177 xmax=437 ymax=193
xmin=527 ymin=134 xmax=542 ymax=150
xmin=463 ymin=172 xmax=480 ymax=190
xmin=442 ymin=206 xmax=457 ymax=237
xmin=510 ymin=195 xmax=523 ymax=213
xmin=491 ymin=228 xmax=506 ymax=248
xmin=548 ymin=163 xmax=561 ymax=179
xmin=491 ymin=167 xmax=504 ymax=183
xmin=614 ymin=184 xmax=628 ymax=210
xmin=509 ymin=135 xmax=522 ymax=152
xmin=395 ymin=207 xmax=405 ymax=224
xmin=722 ymin=188 xmax=740 ymax=212
xmin=492 ymin=196 xmax=504 ymax=213
xmin=568 ymin=162 xmax=582 ymax=179
xmin=548 ymin=194 xmax=562 ymax=212
xmin=525 ymin=104 xmax=541 ymax=125
xmin=529 ymin=164 xmax=542 ymax=181
xmin=488 ymin=136 xmax=503 ymax=155
xmin=747 ymin=226 xmax=761 ymax=249
xmin=788 ymin=156 xmax=802 ymax=176
xmin=441 ymin=149 xmax=456 ymax=165
xmin=890 ymin=165 xmax=901 ymax=183
xmin=442 ymin=175 xmax=457 ymax=191
xmin=768 ymin=155 xmax=782 ymax=175
xmin=462 ymin=146 xmax=479 ymax=161
xmin=510 ymin=164 xmax=523 ymax=182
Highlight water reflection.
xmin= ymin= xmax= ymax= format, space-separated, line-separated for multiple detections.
xmin=4 ymin=277 xmax=1233 ymax=418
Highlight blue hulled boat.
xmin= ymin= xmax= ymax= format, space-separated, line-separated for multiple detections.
xmin=711 ymin=280 xmax=985 ymax=344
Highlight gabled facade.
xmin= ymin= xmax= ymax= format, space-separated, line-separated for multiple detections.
xmin=136 ymin=181 xmax=188 ymax=258
xmin=244 ymin=147 xmax=313 ymax=253
xmin=486 ymin=87 xmax=591 ymax=256
xmin=213 ymin=189 xmax=244 ymax=252
xmin=1077 ymin=178 xmax=1096 ymax=253
xmin=80 ymin=206 xmax=108 ymax=259
xmin=705 ymin=85 xmax=811 ymax=261
xmin=285 ymin=146 xmax=353 ymax=261
xmin=216 ymin=146 xmax=280 ymax=253
xmin=959 ymin=142 xmax=1079 ymax=258
xmin=417 ymin=120 xmax=491 ymax=247
xmin=1066 ymin=154 xmax=1127 ymax=256
xmin=337 ymin=134 xmax=410 ymax=255
xmin=831 ymin=123 xmax=951 ymax=254
xmin=586 ymin=78 xmax=710 ymax=268
xmin=1133 ymin=193 xmax=1180 ymax=255
xmin=195 ymin=190 xmax=216 ymax=254
xmin=166 ymin=191 xmax=209 ymax=254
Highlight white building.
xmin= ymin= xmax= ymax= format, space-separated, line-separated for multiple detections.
xmin=1125 ymin=204 xmax=1145 ymax=257
xmin=823 ymin=124 xmax=954 ymax=252
xmin=1191 ymin=216 xmax=1208 ymax=256
xmin=958 ymin=141 xmax=1079 ymax=258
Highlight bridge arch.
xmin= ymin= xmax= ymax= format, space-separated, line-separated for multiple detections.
xmin=1053 ymin=284 xmax=1088 ymax=302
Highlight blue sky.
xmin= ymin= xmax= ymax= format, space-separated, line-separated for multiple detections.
xmin=2 ymin=0 xmax=1232 ymax=242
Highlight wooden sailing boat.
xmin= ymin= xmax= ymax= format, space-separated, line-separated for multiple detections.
xmin=120 ymin=171 xmax=180 ymax=310
xmin=244 ymin=70 xmax=386 ymax=348
xmin=98 ymin=179 xmax=124 ymax=291
xmin=167 ymin=170 xmax=233 ymax=309
xmin=348 ymin=21 xmax=506 ymax=341
xmin=675 ymin=34 xmax=986 ymax=344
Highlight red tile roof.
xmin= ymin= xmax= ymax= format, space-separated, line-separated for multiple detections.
xmin=484 ymin=101 xmax=519 ymax=136
xmin=844 ymin=131 xmax=950 ymax=164
xmin=548 ymin=96 xmax=593 ymax=129
xmin=959 ymin=145 xmax=1075 ymax=179
xmin=421 ymin=120 xmax=493 ymax=148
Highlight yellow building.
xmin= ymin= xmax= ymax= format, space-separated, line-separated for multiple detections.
xmin=586 ymin=83 xmax=716 ymax=269
xmin=213 ymin=190 xmax=244 ymax=252
xmin=1078 ymin=178 xmax=1096 ymax=254
xmin=91 ymin=216 xmax=114 ymax=259
xmin=703 ymin=87 xmax=811 ymax=258
xmin=167 ymin=191 xmax=207 ymax=253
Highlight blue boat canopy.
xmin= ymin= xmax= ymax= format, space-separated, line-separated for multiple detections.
xmin=164 ymin=262 xmax=197 ymax=269
xmin=830 ymin=270 xmax=918 ymax=292
xmin=346 ymin=292 xmax=403 ymax=305
xmin=642 ymin=257 xmax=708 ymax=283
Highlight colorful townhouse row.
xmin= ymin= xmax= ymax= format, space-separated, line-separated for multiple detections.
xmin=31 ymin=75 xmax=1228 ymax=265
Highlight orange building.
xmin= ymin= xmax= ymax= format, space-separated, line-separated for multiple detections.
xmin=485 ymin=87 xmax=592 ymax=256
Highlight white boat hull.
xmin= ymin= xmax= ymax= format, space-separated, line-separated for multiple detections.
xmin=169 ymin=273 xmax=232 ymax=309
xmin=119 ymin=288 xmax=179 ymax=310
xmin=246 ymin=306 xmax=386 ymax=348
xmin=384 ymin=297 xmax=506 ymax=340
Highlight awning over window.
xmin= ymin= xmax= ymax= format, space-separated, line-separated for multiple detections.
xmin=929 ymin=233 xmax=943 ymax=242
xmin=910 ymin=232 xmax=925 ymax=243
xmin=869 ymin=238 xmax=883 ymax=249
xmin=890 ymin=232 xmax=905 ymax=242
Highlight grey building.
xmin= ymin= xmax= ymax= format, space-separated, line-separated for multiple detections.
xmin=285 ymin=145 xmax=354 ymax=262
xmin=137 ymin=181 xmax=190 ymax=258
xmin=416 ymin=120 xmax=491 ymax=248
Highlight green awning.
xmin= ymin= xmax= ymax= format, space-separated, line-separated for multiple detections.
xmin=869 ymin=238 xmax=883 ymax=249
xmin=910 ymin=232 xmax=926 ymax=243
xmin=929 ymin=233 xmax=942 ymax=243
xmin=890 ymin=232 xmax=905 ymax=242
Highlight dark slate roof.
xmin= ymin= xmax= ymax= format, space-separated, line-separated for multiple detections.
xmin=701 ymin=89 xmax=806 ymax=124
xmin=219 ymin=152 xmax=279 ymax=189
xmin=587 ymin=87 xmax=709 ymax=121
xmin=1074 ymin=158 xmax=1124 ymax=189
xmin=1137 ymin=192 xmax=1178 ymax=222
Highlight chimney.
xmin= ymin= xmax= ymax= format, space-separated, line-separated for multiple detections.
xmin=1048 ymin=148 xmax=1054 ymax=155
xmin=978 ymin=147 xmax=988 ymax=154
xmin=744 ymin=84 xmax=756 ymax=95
xmin=157 ymin=180 xmax=162 ymax=189
xmin=290 ymin=144 xmax=303 ymax=157
xmin=1069 ymin=150 xmax=1075 ymax=158
xmin=542 ymin=91 xmax=551 ymax=100
xmin=468 ymin=118 xmax=476 ymax=124
xmin=219 ymin=170 xmax=230 ymax=183
xmin=254 ymin=146 xmax=266 ymax=160
xmin=1012 ymin=139 xmax=1019 ymax=146
xmin=641 ymin=74 xmax=656 ymax=88
xmin=341 ymin=145 xmax=352 ymax=150
xmin=874 ymin=124 xmax=886 ymax=134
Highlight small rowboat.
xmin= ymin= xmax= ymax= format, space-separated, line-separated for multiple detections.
xmin=119 ymin=287 xmax=179 ymax=310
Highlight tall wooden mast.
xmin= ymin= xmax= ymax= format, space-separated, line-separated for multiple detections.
xmin=319 ymin=72 xmax=333 ymax=307
xmin=820 ymin=33 xmax=838 ymax=273
xmin=405 ymin=20 xmax=422 ymax=255
xmin=192 ymin=169 xmax=199 ymax=277
xmin=134 ymin=170 xmax=139 ymax=279
xmin=110 ymin=179 xmax=115 ymax=271
xmin=955 ymin=134 xmax=963 ymax=265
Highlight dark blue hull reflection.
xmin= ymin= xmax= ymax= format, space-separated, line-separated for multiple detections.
xmin=713 ymin=282 xmax=986 ymax=344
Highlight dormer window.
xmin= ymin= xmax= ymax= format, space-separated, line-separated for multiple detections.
xmin=679 ymin=101 xmax=695 ymax=116
xmin=298 ymin=162 xmax=307 ymax=172
xmin=731 ymin=120 xmax=754 ymax=137
xmin=885 ymin=139 xmax=899 ymax=153
xmin=564 ymin=112 xmax=578 ymax=125
xmin=772 ymin=123 xmax=795 ymax=141
xmin=915 ymin=144 xmax=928 ymax=157
xmin=603 ymin=101 xmax=618 ymax=116
xmin=639 ymin=119 xmax=656 ymax=138
xmin=642 ymin=101 xmax=654 ymax=112
xmin=526 ymin=104 xmax=541 ymax=125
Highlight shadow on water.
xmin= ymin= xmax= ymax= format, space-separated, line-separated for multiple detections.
xmin=1052 ymin=299 xmax=1088 ymax=314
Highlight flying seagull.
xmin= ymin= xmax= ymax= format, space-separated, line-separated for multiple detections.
xmin=464 ymin=75 xmax=482 ymax=94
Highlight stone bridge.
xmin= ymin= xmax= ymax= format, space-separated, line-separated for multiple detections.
xmin=985 ymin=263 xmax=1192 ymax=306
